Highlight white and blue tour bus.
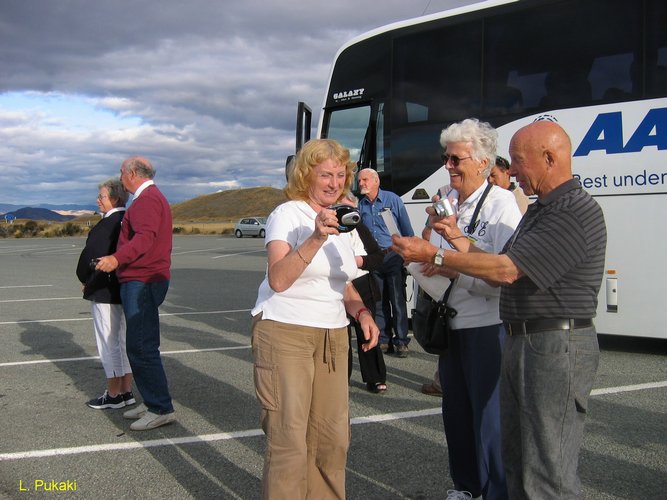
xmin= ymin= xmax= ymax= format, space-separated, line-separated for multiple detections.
xmin=293 ymin=0 xmax=666 ymax=339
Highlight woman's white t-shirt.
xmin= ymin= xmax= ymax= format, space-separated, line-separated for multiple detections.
xmin=251 ymin=200 xmax=357 ymax=329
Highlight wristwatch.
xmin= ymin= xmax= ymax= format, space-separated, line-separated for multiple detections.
xmin=433 ymin=248 xmax=445 ymax=266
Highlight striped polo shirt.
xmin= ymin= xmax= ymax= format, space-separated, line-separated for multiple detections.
xmin=500 ymin=179 xmax=607 ymax=321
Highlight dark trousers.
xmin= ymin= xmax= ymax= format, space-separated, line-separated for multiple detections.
xmin=348 ymin=274 xmax=386 ymax=384
xmin=120 ymin=280 xmax=174 ymax=414
xmin=373 ymin=252 xmax=409 ymax=346
xmin=439 ymin=324 xmax=507 ymax=500
xmin=348 ymin=323 xmax=387 ymax=384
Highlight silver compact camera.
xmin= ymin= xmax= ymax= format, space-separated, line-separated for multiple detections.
xmin=330 ymin=204 xmax=361 ymax=233
xmin=432 ymin=198 xmax=455 ymax=217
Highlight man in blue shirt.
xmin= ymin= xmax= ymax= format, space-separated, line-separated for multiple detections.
xmin=357 ymin=168 xmax=415 ymax=357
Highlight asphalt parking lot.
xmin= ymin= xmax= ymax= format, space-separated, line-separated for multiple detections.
xmin=1 ymin=235 xmax=665 ymax=499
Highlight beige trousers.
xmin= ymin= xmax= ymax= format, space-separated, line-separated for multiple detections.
xmin=252 ymin=316 xmax=350 ymax=500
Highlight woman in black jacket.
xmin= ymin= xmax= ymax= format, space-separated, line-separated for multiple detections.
xmin=76 ymin=178 xmax=134 ymax=409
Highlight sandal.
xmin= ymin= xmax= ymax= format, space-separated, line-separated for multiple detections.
xmin=367 ymin=382 xmax=388 ymax=393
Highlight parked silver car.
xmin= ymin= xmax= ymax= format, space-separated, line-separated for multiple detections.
xmin=234 ymin=217 xmax=267 ymax=238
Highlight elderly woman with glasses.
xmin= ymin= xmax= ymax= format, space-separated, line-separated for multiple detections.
xmin=400 ymin=119 xmax=522 ymax=500
xmin=76 ymin=178 xmax=134 ymax=410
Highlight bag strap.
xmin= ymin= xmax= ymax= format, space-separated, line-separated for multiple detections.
xmin=465 ymin=182 xmax=493 ymax=235
xmin=433 ymin=183 xmax=491 ymax=307
xmin=436 ymin=279 xmax=454 ymax=305
xmin=442 ymin=280 xmax=454 ymax=302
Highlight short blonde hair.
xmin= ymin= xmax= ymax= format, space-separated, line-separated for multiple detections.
xmin=284 ymin=139 xmax=355 ymax=201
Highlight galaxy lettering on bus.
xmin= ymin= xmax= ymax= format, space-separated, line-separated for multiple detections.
xmin=332 ymin=88 xmax=365 ymax=102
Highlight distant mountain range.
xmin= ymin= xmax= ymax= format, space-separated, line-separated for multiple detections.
xmin=2 ymin=207 xmax=78 ymax=222
xmin=1 ymin=187 xmax=288 ymax=223
xmin=0 ymin=203 xmax=97 ymax=215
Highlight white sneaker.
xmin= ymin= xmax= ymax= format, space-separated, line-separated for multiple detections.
xmin=446 ymin=490 xmax=474 ymax=500
xmin=123 ymin=403 xmax=148 ymax=419
xmin=130 ymin=411 xmax=176 ymax=431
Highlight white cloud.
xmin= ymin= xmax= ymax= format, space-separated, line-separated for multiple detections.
xmin=0 ymin=0 xmax=472 ymax=206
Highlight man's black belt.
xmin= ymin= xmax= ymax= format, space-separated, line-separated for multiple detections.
xmin=504 ymin=318 xmax=593 ymax=336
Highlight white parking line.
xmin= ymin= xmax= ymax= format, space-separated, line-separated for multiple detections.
xmin=0 ymin=297 xmax=81 ymax=303
xmin=211 ymin=249 xmax=265 ymax=259
xmin=0 ymin=345 xmax=250 ymax=367
xmin=171 ymin=247 xmax=228 ymax=256
xmin=0 ymin=409 xmax=436 ymax=461
xmin=0 ymin=245 xmax=74 ymax=254
xmin=0 ymin=308 xmax=251 ymax=325
xmin=0 ymin=381 xmax=663 ymax=463
xmin=591 ymin=381 xmax=667 ymax=395
xmin=0 ymin=285 xmax=53 ymax=289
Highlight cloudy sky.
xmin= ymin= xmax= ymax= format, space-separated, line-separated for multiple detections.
xmin=0 ymin=0 xmax=474 ymax=207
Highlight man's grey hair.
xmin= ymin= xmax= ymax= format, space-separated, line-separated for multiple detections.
xmin=357 ymin=167 xmax=379 ymax=181
xmin=123 ymin=156 xmax=156 ymax=179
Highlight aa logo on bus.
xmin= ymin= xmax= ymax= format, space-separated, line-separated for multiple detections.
xmin=574 ymin=107 xmax=667 ymax=156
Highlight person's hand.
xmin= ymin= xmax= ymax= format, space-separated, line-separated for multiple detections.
xmin=96 ymin=255 xmax=119 ymax=273
xmin=390 ymin=235 xmax=435 ymax=264
xmin=420 ymin=262 xmax=439 ymax=277
xmin=312 ymin=207 xmax=340 ymax=241
xmin=420 ymin=262 xmax=458 ymax=279
xmin=431 ymin=215 xmax=463 ymax=242
xmin=358 ymin=313 xmax=380 ymax=352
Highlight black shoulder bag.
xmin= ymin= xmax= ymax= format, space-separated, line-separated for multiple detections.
xmin=411 ymin=183 xmax=493 ymax=355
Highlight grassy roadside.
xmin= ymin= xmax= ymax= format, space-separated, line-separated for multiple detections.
xmin=2 ymin=186 xmax=286 ymax=238
xmin=0 ymin=219 xmax=237 ymax=238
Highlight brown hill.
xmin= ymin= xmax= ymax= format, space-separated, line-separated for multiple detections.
xmin=170 ymin=186 xmax=287 ymax=222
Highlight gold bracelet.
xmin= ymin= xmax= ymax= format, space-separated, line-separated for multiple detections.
xmin=296 ymin=247 xmax=311 ymax=265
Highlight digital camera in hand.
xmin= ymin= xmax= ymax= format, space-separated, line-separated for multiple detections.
xmin=330 ymin=204 xmax=361 ymax=233
xmin=433 ymin=198 xmax=456 ymax=217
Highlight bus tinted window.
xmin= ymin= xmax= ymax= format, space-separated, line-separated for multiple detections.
xmin=484 ymin=0 xmax=642 ymax=118
xmin=389 ymin=21 xmax=482 ymax=193
xmin=326 ymin=35 xmax=391 ymax=106
xmin=392 ymin=20 xmax=482 ymax=126
xmin=647 ymin=0 xmax=667 ymax=98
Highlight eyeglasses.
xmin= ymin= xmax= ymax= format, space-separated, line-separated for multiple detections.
xmin=441 ymin=154 xmax=472 ymax=167
xmin=97 ymin=194 xmax=109 ymax=200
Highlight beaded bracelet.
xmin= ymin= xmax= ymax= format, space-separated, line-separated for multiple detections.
xmin=355 ymin=307 xmax=371 ymax=322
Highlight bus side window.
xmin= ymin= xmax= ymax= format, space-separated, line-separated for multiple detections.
xmin=646 ymin=0 xmax=667 ymax=98
xmin=539 ymin=68 xmax=592 ymax=109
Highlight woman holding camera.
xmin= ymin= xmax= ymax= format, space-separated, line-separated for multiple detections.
xmin=76 ymin=178 xmax=134 ymax=410
xmin=251 ymin=139 xmax=379 ymax=499
xmin=412 ymin=119 xmax=521 ymax=500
